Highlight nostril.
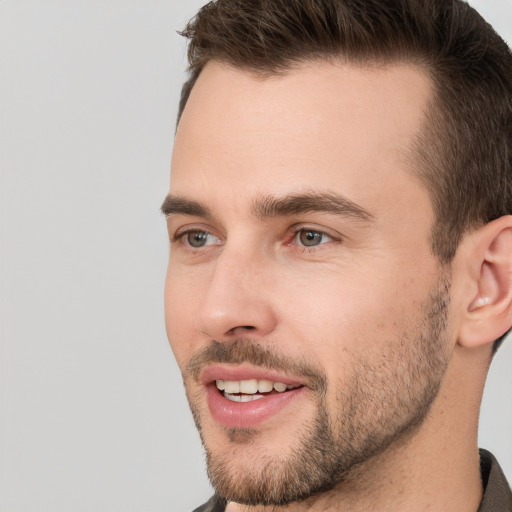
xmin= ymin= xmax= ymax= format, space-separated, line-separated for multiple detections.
xmin=225 ymin=325 xmax=257 ymax=336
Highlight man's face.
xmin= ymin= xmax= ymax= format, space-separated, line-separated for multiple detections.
xmin=164 ymin=61 xmax=452 ymax=505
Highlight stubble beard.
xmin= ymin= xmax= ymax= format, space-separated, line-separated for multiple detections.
xmin=183 ymin=278 xmax=451 ymax=506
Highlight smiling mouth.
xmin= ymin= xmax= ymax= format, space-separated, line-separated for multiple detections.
xmin=203 ymin=370 xmax=309 ymax=428
xmin=216 ymin=379 xmax=303 ymax=402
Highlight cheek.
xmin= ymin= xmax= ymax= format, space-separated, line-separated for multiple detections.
xmin=282 ymin=270 xmax=395 ymax=334
xmin=164 ymin=266 xmax=199 ymax=368
xmin=279 ymin=266 xmax=428 ymax=373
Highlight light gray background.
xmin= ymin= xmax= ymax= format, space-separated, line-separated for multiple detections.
xmin=0 ymin=1 xmax=511 ymax=511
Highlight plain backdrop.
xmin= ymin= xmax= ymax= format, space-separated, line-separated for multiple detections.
xmin=0 ymin=1 xmax=511 ymax=511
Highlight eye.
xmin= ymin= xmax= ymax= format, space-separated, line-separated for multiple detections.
xmin=294 ymin=229 xmax=333 ymax=247
xmin=182 ymin=230 xmax=221 ymax=248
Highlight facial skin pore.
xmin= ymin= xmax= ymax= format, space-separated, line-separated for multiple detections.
xmin=164 ymin=61 xmax=487 ymax=511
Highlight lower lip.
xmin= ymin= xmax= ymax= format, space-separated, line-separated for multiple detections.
xmin=206 ymin=384 xmax=306 ymax=429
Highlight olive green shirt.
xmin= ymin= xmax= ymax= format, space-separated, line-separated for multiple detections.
xmin=193 ymin=449 xmax=512 ymax=512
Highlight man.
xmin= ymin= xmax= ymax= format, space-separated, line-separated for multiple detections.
xmin=162 ymin=0 xmax=512 ymax=510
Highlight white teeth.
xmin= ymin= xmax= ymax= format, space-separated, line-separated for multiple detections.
xmin=224 ymin=392 xmax=264 ymax=402
xmin=215 ymin=379 xmax=297 ymax=394
xmin=223 ymin=381 xmax=240 ymax=394
xmin=258 ymin=379 xmax=274 ymax=393
xmin=239 ymin=379 xmax=258 ymax=394
xmin=273 ymin=382 xmax=287 ymax=392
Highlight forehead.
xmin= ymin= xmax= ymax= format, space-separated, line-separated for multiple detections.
xmin=171 ymin=60 xmax=433 ymax=221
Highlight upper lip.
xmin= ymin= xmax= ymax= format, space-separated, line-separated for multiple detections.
xmin=201 ymin=364 xmax=306 ymax=387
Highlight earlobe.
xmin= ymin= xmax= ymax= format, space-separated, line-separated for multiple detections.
xmin=458 ymin=216 xmax=512 ymax=349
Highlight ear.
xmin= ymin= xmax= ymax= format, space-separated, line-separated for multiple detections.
xmin=458 ymin=216 xmax=512 ymax=349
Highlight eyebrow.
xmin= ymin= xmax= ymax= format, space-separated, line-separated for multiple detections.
xmin=161 ymin=191 xmax=373 ymax=223
xmin=161 ymin=195 xmax=211 ymax=218
xmin=252 ymin=192 xmax=374 ymax=222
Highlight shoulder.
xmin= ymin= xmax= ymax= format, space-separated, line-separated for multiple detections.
xmin=478 ymin=449 xmax=512 ymax=512
xmin=192 ymin=495 xmax=226 ymax=512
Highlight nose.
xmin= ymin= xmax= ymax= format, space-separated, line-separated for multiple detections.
xmin=195 ymin=247 xmax=278 ymax=341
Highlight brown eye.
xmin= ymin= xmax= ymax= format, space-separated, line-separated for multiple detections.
xmin=298 ymin=230 xmax=325 ymax=247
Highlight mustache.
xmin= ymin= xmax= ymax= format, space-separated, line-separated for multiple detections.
xmin=184 ymin=339 xmax=327 ymax=392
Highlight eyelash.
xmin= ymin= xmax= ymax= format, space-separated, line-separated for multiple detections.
xmin=172 ymin=226 xmax=340 ymax=253
xmin=172 ymin=227 xmax=221 ymax=249
xmin=288 ymin=230 xmax=334 ymax=254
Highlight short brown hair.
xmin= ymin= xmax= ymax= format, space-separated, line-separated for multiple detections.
xmin=177 ymin=0 xmax=512 ymax=347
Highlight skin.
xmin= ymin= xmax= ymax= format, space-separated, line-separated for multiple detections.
xmin=164 ymin=60 xmax=506 ymax=511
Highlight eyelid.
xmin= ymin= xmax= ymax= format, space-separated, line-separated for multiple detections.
xmin=171 ymin=231 xmax=218 ymax=256
xmin=287 ymin=224 xmax=342 ymax=245
xmin=170 ymin=222 xmax=342 ymax=252
xmin=172 ymin=223 xmax=220 ymax=242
